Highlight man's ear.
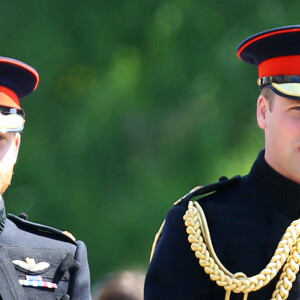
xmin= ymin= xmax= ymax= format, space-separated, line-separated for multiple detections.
xmin=257 ymin=95 xmax=269 ymax=129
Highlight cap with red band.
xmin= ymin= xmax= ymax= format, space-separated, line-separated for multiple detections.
xmin=0 ymin=57 xmax=39 ymax=110
xmin=237 ymin=25 xmax=300 ymax=100
xmin=0 ymin=57 xmax=39 ymax=132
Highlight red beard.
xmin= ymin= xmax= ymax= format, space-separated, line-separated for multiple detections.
xmin=0 ymin=167 xmax=13 ymax=195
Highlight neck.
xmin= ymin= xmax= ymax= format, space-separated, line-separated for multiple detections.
xmin=264 ymin=149 xmax=300 ymax=185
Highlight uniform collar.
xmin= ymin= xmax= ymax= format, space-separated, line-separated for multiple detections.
xmin=248 ymin=150 xmax=300 ymax=219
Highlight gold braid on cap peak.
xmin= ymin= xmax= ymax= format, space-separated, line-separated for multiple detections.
xmin=184 ymin=200 xmax=300 ymax=300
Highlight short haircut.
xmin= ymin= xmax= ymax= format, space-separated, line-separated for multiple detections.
xmin=261 ymin=86 xmax=275 ymax=111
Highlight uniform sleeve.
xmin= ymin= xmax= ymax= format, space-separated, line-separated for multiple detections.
xmin=144 ymin=204 xmax=222 ymax=300
xmin=68 ymin=240 xmax=92 ymax=300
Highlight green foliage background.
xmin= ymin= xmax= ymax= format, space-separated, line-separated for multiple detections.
xmin=0 ymin=0 xmax=297 ymax=288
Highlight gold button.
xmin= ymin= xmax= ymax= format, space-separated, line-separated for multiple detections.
xmin=257 ymin=78 xmax=262 ymax=86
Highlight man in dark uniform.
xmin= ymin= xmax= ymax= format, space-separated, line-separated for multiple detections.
xmin=144 ymin=25 xmax=300 ymax=299
xmin=0 ymin=57 xmax=91 ymax=299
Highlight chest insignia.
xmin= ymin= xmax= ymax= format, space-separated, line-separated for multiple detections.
xmin=19 ymin=275 xmax=57 ymax=289
xmin=12 ymin=257 xmax=50 ymax=273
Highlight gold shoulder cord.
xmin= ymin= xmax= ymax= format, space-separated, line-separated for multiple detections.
xmin=183 ymin=200 xmax=300 ymax=300
xmin=149 ymin=186 xmax=203 ymax=262
xmin=150 ymin=219 xmax=166 ymax=262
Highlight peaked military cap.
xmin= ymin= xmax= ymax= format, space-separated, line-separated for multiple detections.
xmin=0 ymin=57 xmax=39 ymax=132
xmin=237 ymin=25 xmax=300 ymax=100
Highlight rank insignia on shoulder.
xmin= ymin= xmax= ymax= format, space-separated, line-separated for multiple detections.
xmin=19 ymin=275 xmax=57 ymax=289
xmin=12 ymin=257 xmax=50 ymax=273
xmin=173 ymin=185 xmax=203 ymax=206
xmin=63 ymin=230 xmax=76 ymax=242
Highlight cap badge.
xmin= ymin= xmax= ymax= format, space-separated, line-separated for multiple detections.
xmin=12 ymin=257 xmax=50 ymax=273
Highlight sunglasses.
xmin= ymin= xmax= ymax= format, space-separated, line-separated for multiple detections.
xmin=0 ymin=106 xmax=24 ymax=118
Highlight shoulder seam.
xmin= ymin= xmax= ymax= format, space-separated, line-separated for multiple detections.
xmin=7 ymin=214 xmax=78 ymax=245
xmin=174 ymin=175 xmax=241 ymax=205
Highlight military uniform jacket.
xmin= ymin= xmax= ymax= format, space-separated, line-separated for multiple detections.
xmin=144 ymin=150 xmax=300 ymax=299
xmin=0 ymin=201 xmax=91 ymax=300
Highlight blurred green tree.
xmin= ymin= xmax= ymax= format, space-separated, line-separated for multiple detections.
xmin=0 ymin=0 xmax=297 ymax=285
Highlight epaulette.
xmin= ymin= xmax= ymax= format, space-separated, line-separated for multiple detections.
xmin=7 ymin=213 xmax=77 ymax=245
xmin=150 ymin=175 xmax=241 ymax=262
xmin=173 ymin=175 xmax=241 ymax=206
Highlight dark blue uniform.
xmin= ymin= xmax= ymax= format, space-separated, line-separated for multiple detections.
xmin=0 ymin=200 xmax=91 ymax=300
xmin=144 ymin=150 xmax=300 ymax=299
xmin=0 ymin=57 xmax=92 ymax=299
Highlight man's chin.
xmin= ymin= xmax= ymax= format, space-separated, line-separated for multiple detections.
xmin=0 ymin=168 xmax=13 ymax=196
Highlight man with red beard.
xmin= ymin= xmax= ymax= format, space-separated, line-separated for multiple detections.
xmin=0 ymin=57 xmax=91 ymax=300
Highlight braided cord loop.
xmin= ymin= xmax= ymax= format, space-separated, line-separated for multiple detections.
xmin=183 ymin=201 xmax=300 ymax=300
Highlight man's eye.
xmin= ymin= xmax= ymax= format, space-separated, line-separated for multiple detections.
xmin=0 ymin=134 xmax=7 ymax=140
xmin=292 ymin=106 xmax=300 ymax=111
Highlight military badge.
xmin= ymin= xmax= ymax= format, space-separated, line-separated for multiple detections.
xmin=19 ymin=275 xmax=57 ymax=289
xmin=12 ymin=257 xmax=50 ymax=273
